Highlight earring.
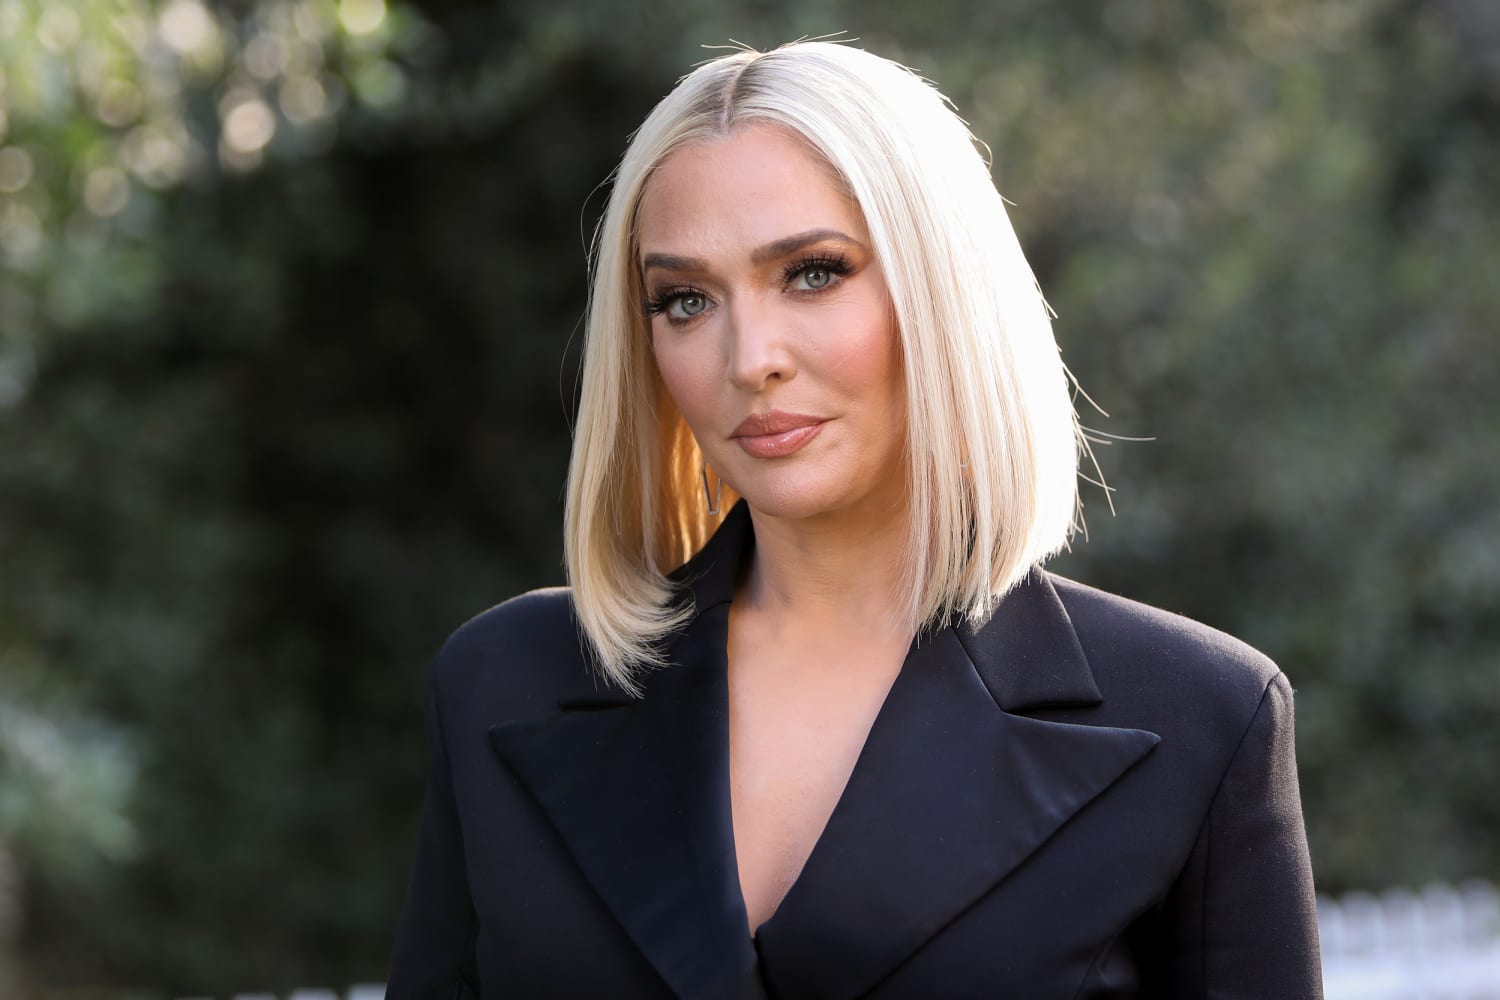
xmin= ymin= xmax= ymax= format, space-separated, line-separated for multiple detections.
xmin=700 ymin=463 xmax=722 ymax=516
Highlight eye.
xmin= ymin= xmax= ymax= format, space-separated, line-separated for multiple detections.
xmin=783 ymin=253 xmax=853 ymax=292
xmin=645 ymin=285 xmax=714 ymax=324
xmin=674 ymin=292 xmax=709 ymax=318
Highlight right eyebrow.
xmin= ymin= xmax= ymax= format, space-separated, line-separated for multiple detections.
xmin=641 ymin=252 xmax=709 ymax=273
xmin=641 ymin=229 xmax=867 ymax=275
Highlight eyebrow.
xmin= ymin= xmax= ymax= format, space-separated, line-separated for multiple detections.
xmin=641 ymin=228 xmax=866 ymax=273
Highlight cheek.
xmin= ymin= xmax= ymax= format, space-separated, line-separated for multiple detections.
xmin=823 ymin=302 xmax=904 ymax=399
xmin=651 ymin=332 xmax=717 ymax=426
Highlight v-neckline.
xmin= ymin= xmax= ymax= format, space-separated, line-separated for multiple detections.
xmin=719 ymin=626 xmax=918 ymax=946
xmin=724 ymin=632 xmax=914 ymax=943
xmin=698 ymin=506 xmax=912 ymax=944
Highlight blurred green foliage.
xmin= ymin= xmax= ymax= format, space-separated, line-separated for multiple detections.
xmin=0 ymin=0 xmax=1495 ymax=992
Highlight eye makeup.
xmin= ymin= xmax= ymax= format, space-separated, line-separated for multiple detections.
xmin=643 ymin=249 xmax=859 ymax=324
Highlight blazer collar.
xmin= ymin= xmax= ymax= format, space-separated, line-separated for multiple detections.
xmin=489 ymin=502 xmax=1158 ymax=999
xmin=673 ymin=500 xmax=1105 ymax=712
xmin=671 ymin=498 xmax=755 ymax=612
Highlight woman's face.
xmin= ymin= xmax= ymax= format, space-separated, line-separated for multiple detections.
xmin=636 ymin=125 xmax=907 ymax=524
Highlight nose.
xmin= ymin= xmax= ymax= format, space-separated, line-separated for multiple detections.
xmin=725 ymin=295 xmax=797 ymax=392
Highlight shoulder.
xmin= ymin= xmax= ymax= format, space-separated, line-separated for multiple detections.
xmin=1043 ymin=571 xmax=1285 ymax=737
xmin=426 ymin=587 xmax=612 ymax=725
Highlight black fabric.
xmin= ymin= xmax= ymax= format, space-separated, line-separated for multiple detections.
xmin=387 ymin=502 xmax=1322 ymax=998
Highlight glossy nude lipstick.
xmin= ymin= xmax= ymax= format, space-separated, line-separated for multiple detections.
xmin=731 ymin=410 xmax=827 ymax=459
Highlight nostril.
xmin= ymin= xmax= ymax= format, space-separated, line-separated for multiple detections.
xmin=727 ymin=344 xmax=796 ymax=391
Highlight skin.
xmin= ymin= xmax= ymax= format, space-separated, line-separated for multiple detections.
xmin=636 ymin=125 xmax=915 ymax=935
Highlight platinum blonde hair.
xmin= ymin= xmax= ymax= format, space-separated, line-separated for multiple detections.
xmin=565 ymin=41 xmax=1082 ymax=694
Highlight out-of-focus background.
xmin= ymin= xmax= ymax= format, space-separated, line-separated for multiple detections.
xmin=0 ymin=0 xmax=1495 ymax=995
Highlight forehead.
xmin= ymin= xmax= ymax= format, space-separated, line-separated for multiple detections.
xmin=635 ymin=126 xmax=863 ymax=256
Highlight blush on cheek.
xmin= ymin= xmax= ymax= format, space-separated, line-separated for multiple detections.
xmin=652 ymin=344 xmax=721 ymax=449
xmin=817 ymin=302 xmax=903 ymax=392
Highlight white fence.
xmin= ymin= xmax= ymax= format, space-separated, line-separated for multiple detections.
xmin=191 ymin=883 xmax=1500 ymax=1000
xmin=1321 ymin=881 xmax=1500 ymax=999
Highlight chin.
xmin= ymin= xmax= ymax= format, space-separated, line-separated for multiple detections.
xmin=733 ymin=475 xmax=881 ymax=523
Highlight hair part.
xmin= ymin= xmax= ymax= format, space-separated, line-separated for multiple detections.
xmin=565 ymin=41 xmax=1083 ymax=695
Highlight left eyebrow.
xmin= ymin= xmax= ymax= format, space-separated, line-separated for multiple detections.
xmin=749 ymin=228 xmax=866 ymax=264
xmin=640 ymin=228 xmax=867 ymax=274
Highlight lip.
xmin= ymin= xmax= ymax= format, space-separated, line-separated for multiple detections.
xmin=731 ymin=410 xmax=828 ymax=459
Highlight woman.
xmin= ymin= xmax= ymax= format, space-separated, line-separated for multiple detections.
xmin=388 ymin=41 xmax=1323 ymax=998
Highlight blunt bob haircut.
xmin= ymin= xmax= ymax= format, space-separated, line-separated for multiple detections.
xmin=565 ymin=41 xmax=1083 ymax=694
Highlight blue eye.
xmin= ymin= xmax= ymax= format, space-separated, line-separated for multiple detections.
xmin=783 ymin=253 xmax=852 ymax=291
xmin=674 ymin=293 xmax=709 ymax=318
xmin=645 ymin=286 xmax=712 ymax=323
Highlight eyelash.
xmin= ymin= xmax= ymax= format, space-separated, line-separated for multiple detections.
xmin=781 ymin=252 xmax=853 ymax=288
xmin=643 ymin=252 xmax=855 ymax=322
xmin=642 ymin=284 xmax=708 ymax=320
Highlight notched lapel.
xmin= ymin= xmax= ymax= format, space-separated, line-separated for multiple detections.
xmin=957 ymin=566 xmax=1103 ymax=712
xmin=488 ymin=576 xmax=756 ymax=1000
xmin=754 ymin=576 xmax=1160 ymax=1000
xmin=487 ymin=624 xmax=757 ymax=998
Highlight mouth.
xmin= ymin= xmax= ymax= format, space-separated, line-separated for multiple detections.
xmin=731 ymin=410 xmax=828 ymax=459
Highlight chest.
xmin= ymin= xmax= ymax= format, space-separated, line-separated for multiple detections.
xmin=724 ymin=642 xmax=905 ymax=933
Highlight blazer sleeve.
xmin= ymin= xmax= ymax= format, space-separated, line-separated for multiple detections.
xmin=386 ymin=664 xmax=480 ymax=1000
xmin=1158 ymin=671 xmax=1324 ymax=999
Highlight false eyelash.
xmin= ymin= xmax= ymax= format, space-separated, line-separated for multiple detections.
xmin=643 ymin=284 xmax=707 ymax=317
xmin=781 ymin=252 xmax=854 ymax=285
xmin=642 ymin=253 xmax=854 ymax=318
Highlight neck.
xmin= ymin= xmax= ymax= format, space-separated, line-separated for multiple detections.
xmin=739 ymin=497 xmax=910 ymax=635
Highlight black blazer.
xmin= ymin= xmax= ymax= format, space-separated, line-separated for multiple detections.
xmin=388 ymin=502 xmax=1322 ymax=998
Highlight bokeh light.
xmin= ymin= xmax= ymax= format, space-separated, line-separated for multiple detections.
xmin=339 ymin=0 xmax=388 ymax=37
xmin=0 ymin=0 xmax=428 ymax=339
xmin=221 ymin=91 xmax=277 ymax=154
xmin=157 ymin=0 xmax=216 ymax=54
xmin=82 ymin=166 xmax=130 ymax=217
xmin=0 ymin=146 xmax=33 ymax=192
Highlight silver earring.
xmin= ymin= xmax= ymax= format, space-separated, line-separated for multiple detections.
xmin=700 ymin=463 xmax=722 ymax=516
